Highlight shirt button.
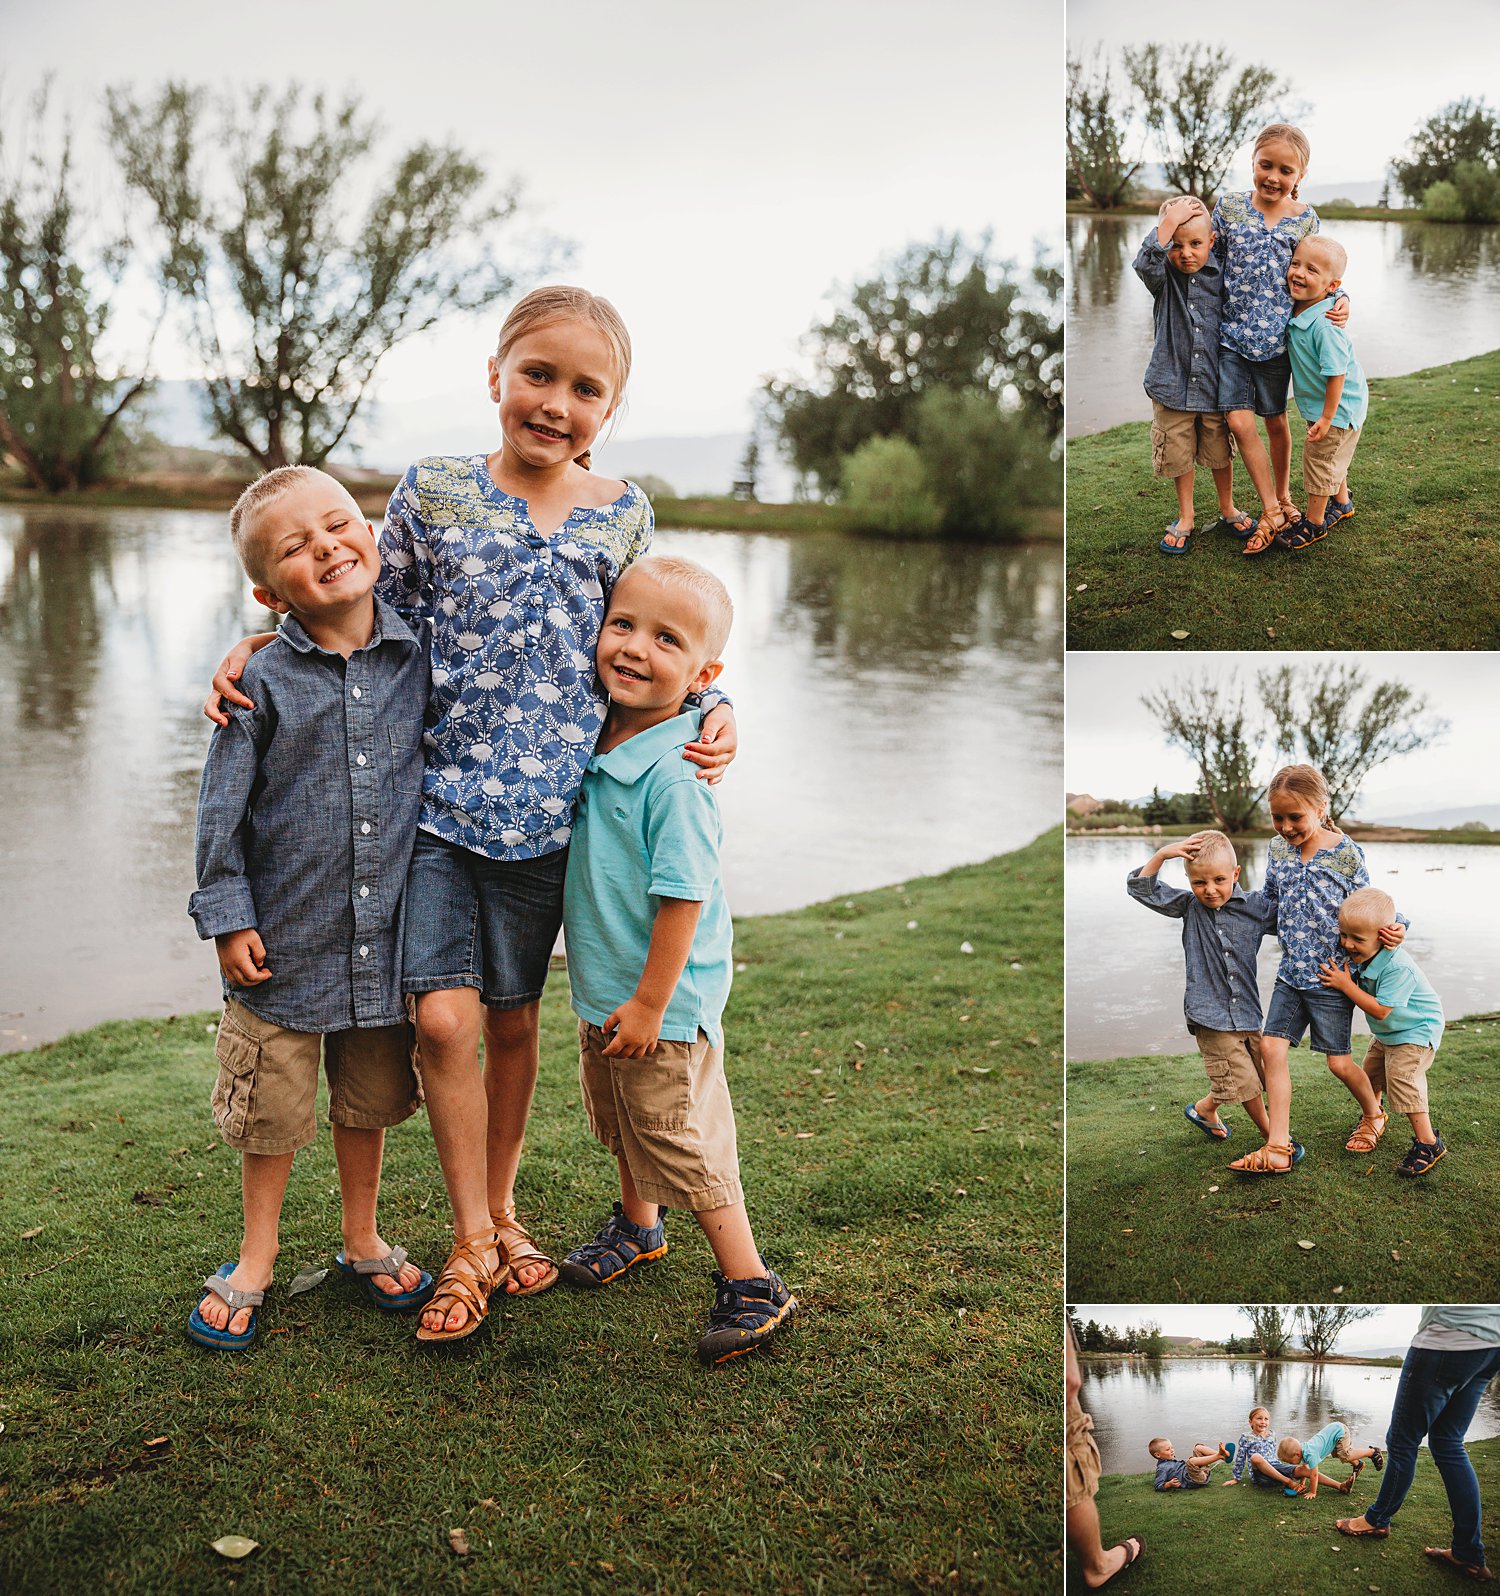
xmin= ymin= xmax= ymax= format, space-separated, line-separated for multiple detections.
xmin=361 ymin=822 xmax=372 ymax=835
xmin=359 ymin=945 xmax=369 ymax=958
xmin=352 ymin=686 xmax=363 ymax=699
xmin=359 ymin=885 xmax=370 ymax=898
xmin=356 ymin=753 xmax=367 ymax=766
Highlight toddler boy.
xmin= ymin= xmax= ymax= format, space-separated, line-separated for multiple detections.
xmin=1149 ymin=1438 xmax=1232 ymax=1490
xmin=1134 ymin=196 xmax=1249 ymax=553
xmin=1278 ymin=1422 xmax=1383 ymax=1497
xmin=1320 ymin=887 xmax=1447 ymax=1176
xmin=559 ymin=554 xmax=796 ymax=1364
xmin=1284 ymin=234 xmax=1367 ymax=548
xmin=1127 ymin=831 xmax=1280 ymax=1146
xmin=187 ymin=467 xmax=432 ymax=1348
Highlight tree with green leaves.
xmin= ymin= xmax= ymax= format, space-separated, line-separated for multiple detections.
xmin=1139 ymin=1321 xmax=1166 ymax=1357
xmin=1258 ymin=664 xmax=1449 ymax=823
xmin=1241 ymin=1306 xmax=1292 ymax=1360
xmin=1066 ymin=48 xmax=1144 ymax=209
xmin=1123 ymin=43 xmax=1301 ymax=199
xmin=1141 ymin=677 xmax=1266 ymax=833
xmin=1392 ymin=98 xmax=1500 ymax=205
xmin=0 ymin=83 xmax=159 ymax=491
xmin=1294 ymin=1305 xmax=1377 ymax=1362
xmin=107 ymin=82 xmax=538 ymax=470
xmin=763 ymin=234 xmax=1062 ymax=493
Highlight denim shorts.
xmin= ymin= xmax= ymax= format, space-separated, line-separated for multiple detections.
xmin=1263 ymin=977 xmax=1353 ymax=1056
xmin=402 ymin=830 xmax=567 ymax=1009
xmin=1218 ymin=346 xmax=1291 ymax=418
xmin=1251 ymin=1458 xmax=1298 ymax=1488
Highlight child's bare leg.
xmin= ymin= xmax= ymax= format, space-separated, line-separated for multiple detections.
xmin=1327 ymin=1051 xmax=1382 ymax=1118
xmin=1163 ymin=471 xmax=1195 ymax=548
xmin=1250 ymin=1453 xmax=1289 ymax=1481
xmin=1305 ymin=491 xmax=1331 ymax=525
xmin=479 ymin=1000 xmax=551 ymax=1291
xmin=1253 ymin=1036 xmax=1293 ymax=1165
xmin=1227 ymin=412 xmax=1277 ymax=516
xmin=1406 ymin=1109 xmax=1437 ymax=1144
xmin=1240 ymin=1092 xmax=1271 ymax=1138
xmin=1266 ymin=412 xmax=1292 ymax=506
xmin=197 ymin=1150 xmax=294 ymax=1333
xmin=331 ymin=1124 xmax=423 ymax=1297
xmin=616 ymin=1154 xmax=659 ymax=1231
xmin=694 ymin=1200 xmax=764 ymax=1281
xmin=1210 ymin=463 xmax=1249 ymax=524
xmin=1192 ymin=1091 xmax=1227 ymax=1131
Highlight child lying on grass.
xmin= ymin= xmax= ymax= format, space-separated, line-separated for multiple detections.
xmin=1150 ymin=1437 xmax=1233 ymax=1489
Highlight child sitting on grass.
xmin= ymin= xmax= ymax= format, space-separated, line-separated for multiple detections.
xmin=1320 ymin=886 xmax=1447 ymax=1177
xmin=1278 ymin=1422 xmax=1384 ymax=1497
xmin=1150 ymin=1438 xmax=1233 ymax=1490
xmin=1229 ymin=1405 xmax=1300 ymax=1489
xmin=187 ymin=468 xmax=434 ymax=1349
xmin=1127 ymin=831 xmax=1278 ymax=1146
xmin=1280 ymin=234 xmax=1367 ymax=550
xmin=1133 ymin=196 xmax=1252 ymax=554
xmin=557 ymin=555 xmax=796 ymax=1365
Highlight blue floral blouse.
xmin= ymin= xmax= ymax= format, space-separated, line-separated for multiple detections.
xmin=1211 ymin=191 xmax=1320 ymax=362
xmin=377 ymin=455 xmax=653 ymax=862
xmin=1263 ymin=831 xmax=1369 ymax=991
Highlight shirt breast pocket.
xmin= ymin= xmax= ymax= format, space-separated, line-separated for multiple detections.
xmin=386 ymin=730 xmax=425 ymax=796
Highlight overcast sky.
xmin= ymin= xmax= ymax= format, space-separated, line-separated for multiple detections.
xmin=1070 ymin=1304 xmax=1424 ymax=1349
xmin=1068 ymin=0 xmax=1500 ymax=191
xmin=6 ymin=0 xmax=1062 ymax=446
xmin=1065 ymin=652 xmax=1500 ymax=816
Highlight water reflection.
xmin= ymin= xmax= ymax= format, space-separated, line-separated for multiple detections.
xmin=1079 ymin=1355 xmax=1500 ymax=1476
xmin=1066 ymin=215 xmax=1500 ymax=437
xmin=0 ymin=509 xmax=1062 ymax=1048
xmin=1066 ymin=835 xmax=1500 ymax=1059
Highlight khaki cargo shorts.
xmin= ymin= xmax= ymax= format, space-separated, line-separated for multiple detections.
xmin=212 ymin=998 xmax=421 ymax=1156
xmin=1066 ymin=1397 xmax=1103 ymax=1510
xmin=1302 ymin=422 xmax=1359 ymax=495
xmin=1151 ymin=402 xmax=1233 ymax=478
xmin=1362 ymin=1037 xmax=1436 ymax=1115
xmin=1192 ymin=1026 xmax=1265 ymax=1105
xmin=578 ymin=1020 xmax=742 ymax=1211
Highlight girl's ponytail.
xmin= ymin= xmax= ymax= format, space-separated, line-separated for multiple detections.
xmin=574 ymin=449 xmax=592 ymax=470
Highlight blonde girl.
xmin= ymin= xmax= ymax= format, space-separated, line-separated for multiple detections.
xmin=1211 ymin=126 xmax=1348 ymax=556
xmin=211 ymin=287 xmax=737 ymax=1340
xmin=1229 ymin=764 xmax=1399 ymax=1175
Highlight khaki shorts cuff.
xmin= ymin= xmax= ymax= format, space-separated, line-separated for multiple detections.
xmin=634 ymin=1176 xmax=745 ymax=1212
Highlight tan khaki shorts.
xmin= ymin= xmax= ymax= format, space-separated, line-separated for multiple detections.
xmin=1066 ymin=1397 xmax=1102 ymax=1510
xmin=578 ymin=1020 xmax=742 ymax=1210
xmin=1328 ymin=1431 xmax=1356 ymax=1464
xmin=1193 ymin=1027 xmax=1265 ymax=1105
xmin=1151 ymin=403 xmax=1233 ymax=478
xmin=212 ymin=999 xmax=421 ymax=1155
xmin=1362 ymin=1037 xmax=1436 ymax=1115
xmin=1302 ymin=423 xmax=1359 ymax=495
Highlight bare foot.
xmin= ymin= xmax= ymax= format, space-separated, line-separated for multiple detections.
xmin=420 ymin=1234 xmax=502 ymax=1335
xmin=343 ymin=1231 xmax=424 ymax=1297
xmin=197 ymin=1256 xmax=274 ymax=1336
xmin=505 ymin=1257 xmax=552 ymax=1294
xmin=1084 ymin=1535 xmax=1143 ymax=1590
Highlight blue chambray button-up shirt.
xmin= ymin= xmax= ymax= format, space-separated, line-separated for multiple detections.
xmin=1134 ymin=231 xmax=1225 ymax=413
xmin=189 ymin=598 xmax=428 ymax=1032
xmin=1127 ymin=868 xmax=1279 ymax=1034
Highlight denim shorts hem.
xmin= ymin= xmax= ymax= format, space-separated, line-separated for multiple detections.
xmin=403 ymin=973 xmax=483 ymax=996
xmin=478 ymin=985 xmax=547 ymax=1012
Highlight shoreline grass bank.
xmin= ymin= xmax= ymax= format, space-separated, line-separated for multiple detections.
xmin=1064 ymin=347 xmax=1500 ymax=650
xmin=1065 ymin=1022 xmax=1500 ymax=1302
xmin=1066 ymin=823 xmax=1500 ymax=845
xmin=1074 ymin=1439 xmax=1500 ymax=1594
xmin=0 ymin=834 xmax=1061 ymax=1594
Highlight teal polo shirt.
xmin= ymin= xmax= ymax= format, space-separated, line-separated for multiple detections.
xmin=562 ymin=708 xmax=732 ymax=1047
xmin=1288 ymin=298 xmax=1368 ymax=429
xmin=1354 ymin=946 xmax=1444 ymax=1049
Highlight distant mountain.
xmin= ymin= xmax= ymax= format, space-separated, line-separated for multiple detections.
xmin=1367 ymin=803 xmax=1500 ymax=830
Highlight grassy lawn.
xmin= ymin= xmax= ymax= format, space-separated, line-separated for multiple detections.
xmin=1075 ymin=1438 xmax=1500 ymax=1593
xmin=1065 ymin=1021 xmax=1500 ymax=1302
xmin=1064 ymin=348 xmax=1500 ymax=650
xmin=0 ymin=834 xmax=1062 ymax=1594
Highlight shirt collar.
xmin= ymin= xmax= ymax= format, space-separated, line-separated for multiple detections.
xmin=1357 ymin=946 xmax=1397 ymax=980
xmin=276 ymin=595 xmax=420 ymax=657
xmin=1291 ymin=296 xmax=1334 ymax=329
xmin=589 ymin=708 xmax=701 ymax=786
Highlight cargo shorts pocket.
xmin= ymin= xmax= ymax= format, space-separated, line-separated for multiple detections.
xmin=211 ymin=1011 xmax=260 ymax=1140
xmin=626 ymin=1041 xmax=697 ymax=1133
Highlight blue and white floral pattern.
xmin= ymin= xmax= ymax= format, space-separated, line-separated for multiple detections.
xmin=1211 ymin=191 xmax=1320 ymax=361
xmin=1264 ymin=831 xmax=1369 ymax=991
xmin=377 ymin=455 xmax=652 ymax=861
xmin=1232 ymin=1430 xmax=1280 ymax=1482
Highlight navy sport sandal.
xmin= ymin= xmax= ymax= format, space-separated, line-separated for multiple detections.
xmin=697 ymin=1259 xmax=798 ymax=1365
xmin=558 ymin=1202 xmax=668 ymax=1288
xmin=1396 ymin=1135 xmax=1447 ymax=1178
xmin=1274 ymin=515 xmax=1328 ymax=552
xmin=1325 ymin=494 xmax=1355 ymax=527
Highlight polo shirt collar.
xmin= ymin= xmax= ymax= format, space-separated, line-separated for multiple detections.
xmin=589 ymin=708 xmax=700 ymax=786
xmin=276 ymin=595 xmax=420 ymax=657
xmin=1291 ymin=296 xmax=1334 ymax=329
xmin=1357 ymin=946 xmax=1396 ymax=981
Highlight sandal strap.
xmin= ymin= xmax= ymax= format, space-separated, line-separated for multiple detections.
xmin=202 ymin=1274 xmax=265 ymax=1312
xmin=348 ymin=1246 xmax=409 ymax=1280
xmin=570 ymin=1215 xmax=658 ymax=1279
xmin=491 ymin=1205 xmax=554 ymax=1273
xmin=427 ymin=1228 xmax=507 ymax=1326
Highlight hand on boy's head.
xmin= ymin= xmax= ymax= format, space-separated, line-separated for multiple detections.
xmin=216 ymin=928 xmax=271 ymax=986
xmin=1378 ymin=921 xmax=1405 ymax=949
xmin=683 ymin=701 xmax=737 ymax=784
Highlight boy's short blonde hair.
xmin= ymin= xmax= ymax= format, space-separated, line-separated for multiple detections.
xmin=1186 ymin=830 xmax=1237 ymax=873
xmin=1298 ymin=234 xmax=1348 ymax=279
xmin=229 ymin=465 xmax=340 ymax=586
xmin=1157 ymin=195 xmax=1207 ymax=220
xmin=1341 ymin=886 xmax=1396 ymax=931
xmin=622 ymin=554 xmax=734 ymax=658
xmin=1276 ymin=1436 xmax=1302 ymax=1464
xmin=1148 ymin=1438 xmax=1171 ymax=1459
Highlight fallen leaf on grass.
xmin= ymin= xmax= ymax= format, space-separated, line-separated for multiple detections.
xmin=449 ymin=1528 xmax=469 ymax=1556
xmin=1208 ymin=1185 xmax=1220 ymax=1193
xmin=1170 ymin=630 xmax=1190 ymax=640
xmin=1266 ymin=628 xmax=1277 ymax=640
xmin=287 ymin=1266 xmax=329 ymax=1297
xmin=1297 ymin=1240 xmax=1315 ymax=1250
xmin=1076 ymin=583 xmax=1088 ymax=592
xmin=795 ymin=1132 xmax=815 ymax=1139
xmin=1391 ymin=1250 xmax=1400 ymax=1262
xmin=145 ymin=1436 xmax=170 ymax=1449
xmin=210 ymin=1536 xmax=259 ymax=1560
xmin=1333 ymin=1286 xmax=1344 ymax=1294
xmin=19 ymin=1226 xmax=43 ymax=1240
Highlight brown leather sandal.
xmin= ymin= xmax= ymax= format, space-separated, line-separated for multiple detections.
xmin=1242 ymin=511 xmax=1289 ymax=557
xmin=1345 ymin=1111 xmax=1388 ymax=1154
xmin=1229 ymin=1141 xmax=1298 ymax=1174
xmin=414 ymin=1227 xmax=507 ymax=1343
xmin=492 ymin=1203 xmax=559 ymax=1297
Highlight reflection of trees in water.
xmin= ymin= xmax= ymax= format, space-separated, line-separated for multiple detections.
xmin=1067 ymin=215 xmax=1133 ymax=314
xmin=1396 ymin=221 xmax=1499 ymax=281
xmin=780 ymin=537 xmax=1061 ymax=677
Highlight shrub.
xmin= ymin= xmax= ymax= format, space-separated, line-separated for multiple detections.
xmin=840 ymin=435 xmax=941 ymax=537
xmin=1422 ymin=179 xmax=1466 ymax=221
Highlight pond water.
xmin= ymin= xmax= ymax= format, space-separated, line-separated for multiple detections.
xmin=1066 ymin=835 xmax=1500 ymax=1060
xmin=1066 ymin=214 xmax=1500 ymax=437
xmin=1078 ymin=1354 xmax=1500 ymax=1477
xmin=0 ymin=507 xmax=1061 ymax=1049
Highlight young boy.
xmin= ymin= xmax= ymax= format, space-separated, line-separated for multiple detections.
xmin=1149 ymin=1438 xmax=1232 ymax=1490
xmin=1134 ymin=195 xmax=1250 ymax=554
xmin=1278 ymin=1423 xmax=1383 ymax=1498
xmin=1320 ymin=886 xmax=1447 ymax=1176
xmin=1127 ymin=831 xmax=1281 ymax=1147
xmin=1283 ymin=234 xmax=1367 ymax=549
xmin=558 ymin=554 xmax=795 ymax=1364
xmin=187 ymin=467 xmax=433 ymax=1349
